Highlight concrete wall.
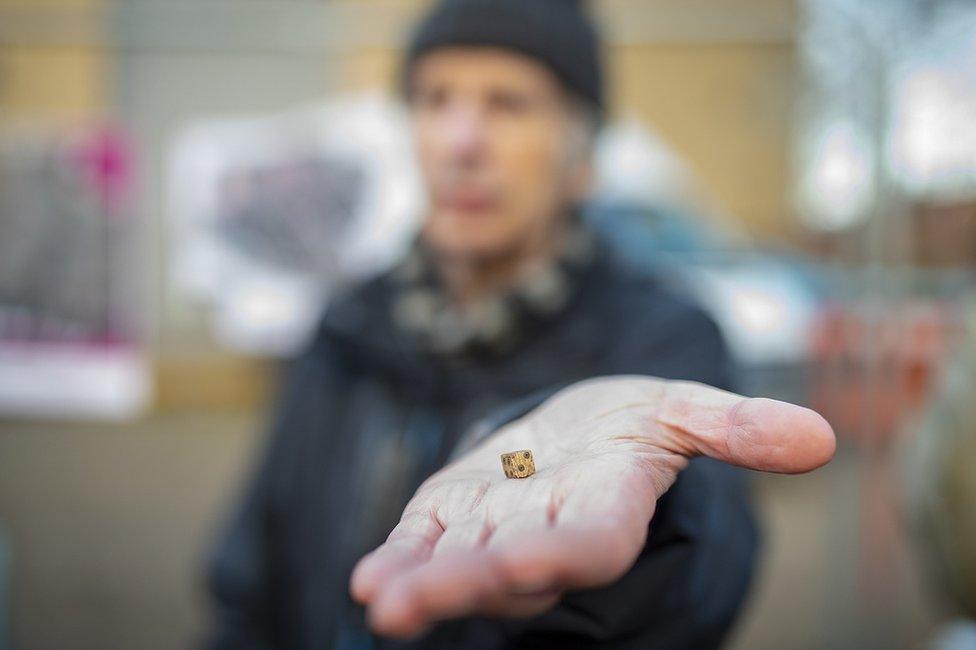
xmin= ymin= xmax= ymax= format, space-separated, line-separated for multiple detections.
xmin=0 ymin=414 xmax=263 ymax=649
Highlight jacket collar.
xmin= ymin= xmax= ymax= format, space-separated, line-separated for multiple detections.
xmin=387 ymin=211 xmax=597 ymax=356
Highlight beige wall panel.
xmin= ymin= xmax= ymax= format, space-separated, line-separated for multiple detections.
xmin=0 ymin=46 xmax=106 ymax=117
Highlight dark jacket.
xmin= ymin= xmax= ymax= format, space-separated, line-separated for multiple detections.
xmin=206 ymin=236 xmax=758 ymax=649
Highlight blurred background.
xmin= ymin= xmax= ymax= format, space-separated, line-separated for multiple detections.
xmin=1 ymin=0 xmax=975 ymax=647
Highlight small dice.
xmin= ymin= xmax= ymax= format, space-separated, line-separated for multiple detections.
xmin=500 ymin=449 xmax=536 ymax=479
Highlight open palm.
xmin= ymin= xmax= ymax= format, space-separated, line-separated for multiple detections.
xmin=350 ymin=375 xmax=835 ymax=638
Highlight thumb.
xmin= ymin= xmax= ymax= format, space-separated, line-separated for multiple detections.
xmin=652 ymin=379 xmax=836 ymax=474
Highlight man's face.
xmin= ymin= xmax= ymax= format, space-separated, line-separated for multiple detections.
xmin=408 ymin=47 xmax=592 ymax=261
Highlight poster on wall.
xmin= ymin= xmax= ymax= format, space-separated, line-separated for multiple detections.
xmin=0 ymin=126 xmax=149 ymax=419
xmin=168 ymin=91 xmax=423 ymax=356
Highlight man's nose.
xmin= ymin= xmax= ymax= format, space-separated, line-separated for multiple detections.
xmin=441 ymin=104 xmax=489 ymax=166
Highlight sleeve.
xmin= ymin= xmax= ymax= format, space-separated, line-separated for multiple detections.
xmin=202 ymin=345 xmax=338 ymax=650
xmin=204 ymin=457 xmax=276 ymax=650
xmin=449 ymin=301 xmax=760 ymax=650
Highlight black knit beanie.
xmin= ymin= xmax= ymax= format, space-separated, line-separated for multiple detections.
xmin=399 ymin=0 xmax=605 ymax=116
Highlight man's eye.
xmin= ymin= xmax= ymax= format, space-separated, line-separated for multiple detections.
xmin=488 ymin=92 xmax=531 ymax=114
xmin=415 ymin=87 xmax=448 ymax=110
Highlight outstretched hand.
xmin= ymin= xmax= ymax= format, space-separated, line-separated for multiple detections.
xmin=350 ymin=376 xmax=835 ymax=638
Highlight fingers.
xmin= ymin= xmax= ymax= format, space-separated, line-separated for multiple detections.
xmin=490 ymin=522 xmax=642 ymax=591
xmin=368 ymin=551 xmax=504 ymax=637
xmin=368 ymin=558 xmax=561 ymax=637
xmin=364 ymin=520 xmax=640 ymax=638
xmin=648 ymin=378 xmax=836 ymax=474
xmin=350 ymin=510 xmax=443 ymax=604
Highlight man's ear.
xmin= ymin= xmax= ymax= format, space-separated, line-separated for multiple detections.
xmin=566 ymin=159 xmax=595 ymax=204
xmin=559 ymin=104 xmax=597 ymax=204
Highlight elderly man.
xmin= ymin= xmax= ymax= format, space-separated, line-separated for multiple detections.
xmin=206 ymin=1 xmax=835 ymax=648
